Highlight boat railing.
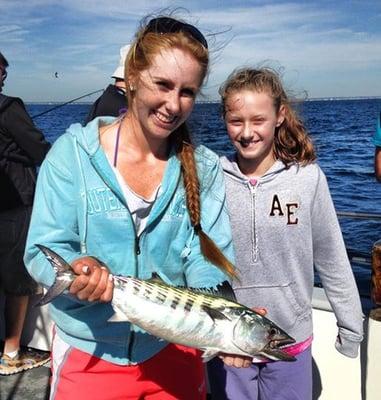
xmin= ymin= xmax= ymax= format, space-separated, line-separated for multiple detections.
xmin=314 ymin=211 xmax=380 ymax=314
xmin=337 ymin=211 xmax=381 ymax=220
xmin=335 ymin=210 xmax=381 ymax=321
xmin=337 ymin=210 xmax=380 ymax=266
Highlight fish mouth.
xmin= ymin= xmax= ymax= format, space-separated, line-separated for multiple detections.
xmin=262 ymin=337 xmax=296 ymax=362
xmin=268 ymin=337 xmax=295 ymax=349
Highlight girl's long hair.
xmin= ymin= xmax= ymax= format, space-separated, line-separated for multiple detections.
xmin=220 ymin=67 xmax=316 ymax=166
xmin=124 ymin=16 xmax=236 ymax=279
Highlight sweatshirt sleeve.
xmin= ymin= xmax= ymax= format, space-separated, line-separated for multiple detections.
xmin=374 ymin=114 xmax=381 ymax=147
xmin=24 ymin=135 xmax=83 ymax=288
xmin=183 ymin=149 xmax=235 ymax=288
xmin=311 ymin=166 xmax=364 ymax=357
xmin=2 ymin=99 xmax=50 ymax=165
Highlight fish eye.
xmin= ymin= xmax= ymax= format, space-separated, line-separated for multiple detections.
xmin=269 ymin=328 xmax=278 ymax=336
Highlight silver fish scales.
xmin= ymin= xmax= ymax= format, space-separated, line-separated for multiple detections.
xmin=36 ymin=244 xmax=296 ymax=362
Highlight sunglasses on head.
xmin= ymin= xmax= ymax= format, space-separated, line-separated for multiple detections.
xmin=145 ymin=17 xmax=208 ymax=49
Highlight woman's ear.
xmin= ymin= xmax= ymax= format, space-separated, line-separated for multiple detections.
xmin=127 ymin=74 xmax=136 ymax=92
xmin=276 ymin=104 xmax=286 ymax=127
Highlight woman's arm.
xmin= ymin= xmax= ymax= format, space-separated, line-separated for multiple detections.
xmin=24 ymin=135 xmax=113 ymax=302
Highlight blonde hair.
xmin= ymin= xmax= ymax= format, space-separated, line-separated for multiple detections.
xmin=124 ymin=17 xmax=236 ymax=279
xmin=220 ymin=67 xmax=316 ymax=165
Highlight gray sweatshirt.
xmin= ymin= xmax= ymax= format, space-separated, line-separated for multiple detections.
xmin=221 ymin=155 xmax=363 ymax=358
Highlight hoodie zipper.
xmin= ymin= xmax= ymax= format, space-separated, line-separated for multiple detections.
xmin=135 ymin=235 xmax=141 ymax=255
xmin=248 ymin=180 xmax=258 ymax=263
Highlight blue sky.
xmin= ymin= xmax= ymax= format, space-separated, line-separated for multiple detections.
xmin=0 ymin=0 xmax=380 ymax=102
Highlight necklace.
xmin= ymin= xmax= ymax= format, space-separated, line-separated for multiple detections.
xmin=113 ymin=115 xmax=125 ymax=167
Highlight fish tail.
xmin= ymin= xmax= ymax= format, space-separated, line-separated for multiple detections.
xmin=35 ymin=244 xmax=73 ymax=306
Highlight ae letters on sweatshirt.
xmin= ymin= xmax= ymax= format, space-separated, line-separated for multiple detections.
xmin=269 ymin=194 xmax=299 ymax=225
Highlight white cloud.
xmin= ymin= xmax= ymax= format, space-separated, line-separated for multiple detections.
xmin=1 ymin=0 xmax=380 ymax=100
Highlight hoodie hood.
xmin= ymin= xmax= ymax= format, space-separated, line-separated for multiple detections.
xmin=220 ymin=154 xmax=287 ymax=184
xmin=67 ymin=116 xmax=117 ymax=155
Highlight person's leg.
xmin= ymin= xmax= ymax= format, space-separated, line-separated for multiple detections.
xmin=0 ymin=207 xmax=32 ymax=357
xmin=51 ymin=335 xmax=206 ymax=400
xmin=3 ymin=294 xmax=29 ymax=354
xmin=207 ymin=356 xmax=259 ymax=400
xmin=143 ymin=344 xmax=206 ymax=400
xmin=0 ymin=206 xmax=49 ymax=375
xmin=258 ymin=346 xmax=312 ymax=400
xmin=50 ymin=333 xmax=145 ymax=400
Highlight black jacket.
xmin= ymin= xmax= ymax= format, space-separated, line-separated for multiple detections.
xmin=84 ymin=84 xmax=127 ymax=124
xmin=0 ymin=94 xmax=50 ymax=211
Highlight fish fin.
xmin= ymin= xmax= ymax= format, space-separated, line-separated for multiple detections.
xmin=148 ymin=272 xmax=165 ymax=284
xmin=201 ymin=349 xmax=220 ymax=363
xmin=201 ymin=305 xmax=232 ymax=322
xmin=35 ymin=244 xmax=72 ymax=274
xmin=34 ymin=245 xmax=74 ymax=306
xmin=259 ymin=349 xmax=296 ymax=362
xmin=251 ymin=355 xmax=271 ymax=363
xmin=188 ymin=281 xmax=237 ymax=302
xmin=213 ymin=281 xmax=237 ymax=302
xmin=35 ymin=280 xmax=72 ymax=306
xmin=107 ymin=307 xmax=130 ymax=322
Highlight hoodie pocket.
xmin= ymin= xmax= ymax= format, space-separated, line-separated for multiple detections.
xmin=233 ymin=282 xmax=308 ymax=333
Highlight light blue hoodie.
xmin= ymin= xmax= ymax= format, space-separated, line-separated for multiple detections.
xmin=24 ymin=117 xmax=234 ymax=365
xmin=374 ymin=112 xmax=381 ymax=147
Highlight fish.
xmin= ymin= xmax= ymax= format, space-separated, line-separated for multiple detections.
xmin=36 ymin=244 xmax=296 ymax=362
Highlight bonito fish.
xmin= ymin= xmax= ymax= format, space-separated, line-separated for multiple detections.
xmin=36 ymin=244 xmax=296 ymax=362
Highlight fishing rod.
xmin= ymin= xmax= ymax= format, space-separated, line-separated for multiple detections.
xmin=31 ymin=89 xmax=103 ymax=119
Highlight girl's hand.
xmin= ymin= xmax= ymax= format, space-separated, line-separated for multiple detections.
xmin=219 ymin=354 xmax=252 ymax=368
xmin=69 ymin=256 xmax=114 ymax=302
xmin=219 ymin=307 xmax=267 ymax=368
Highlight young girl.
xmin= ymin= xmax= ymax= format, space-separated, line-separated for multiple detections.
xmin=207 ymin=67 xmax=364 ymax=400
xmin=24 ymin=15 xmax=236 ymax=400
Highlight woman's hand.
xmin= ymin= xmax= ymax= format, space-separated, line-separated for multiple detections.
xmin=219 ymin=307 xmax=267 ymax=368
xmin=69 ymin=256 xmax=114 ymax=302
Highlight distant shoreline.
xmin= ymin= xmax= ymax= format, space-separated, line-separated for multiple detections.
xmin=26 ymin=96 xmax=381 ymax=105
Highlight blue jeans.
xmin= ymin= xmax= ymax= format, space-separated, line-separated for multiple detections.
xmin=207 ymin=346 xmax=312 ymax=400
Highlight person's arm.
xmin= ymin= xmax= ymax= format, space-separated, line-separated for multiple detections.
xmin=84 ymin=96 xmax=101 ymax=125
xmin=311 ymin=166 xmax=363 ymax=357
xmin=2 ymin=98 xmax=50 ymax=165
xmin=375 ymin=146 xmax=381 ymax=182
xmin=24 ymin=134 xmax=112 ymax=302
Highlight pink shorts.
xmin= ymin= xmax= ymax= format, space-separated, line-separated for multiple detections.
xmin=50 ymin=333 xmax=206 ymax=400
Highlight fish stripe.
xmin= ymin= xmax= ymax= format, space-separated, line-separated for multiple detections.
xmin=156 ymin=291 xmax=167 ymax=303
xmin=170 ymin=295 xmax=181 ymax=309
xmin=184 ymin=298 xmax=194 ymax=312
xmin=131 ymin=277 xmax=242 ymax=310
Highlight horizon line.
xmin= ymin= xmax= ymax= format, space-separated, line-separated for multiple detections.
xmin=26 ymin=95 xmax=381 ymax=105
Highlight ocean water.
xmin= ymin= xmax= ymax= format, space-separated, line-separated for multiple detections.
xmin=27 ymin=99 xmax=381 ymax=298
